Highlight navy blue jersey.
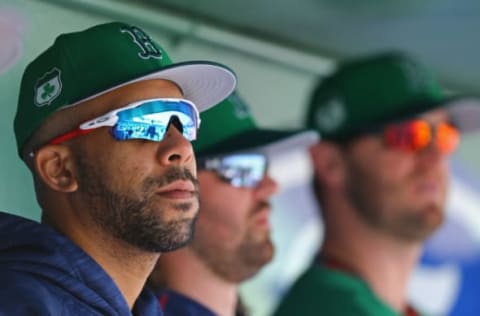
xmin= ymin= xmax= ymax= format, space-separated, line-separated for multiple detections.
xmin=157 ymin=288 xmax=216 ymax=316
xmin=0 ymin=212 xmax=163 ymax=315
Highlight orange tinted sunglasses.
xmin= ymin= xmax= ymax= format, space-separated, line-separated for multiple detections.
xmin=383 ymin=119 xmax=460 ymax=154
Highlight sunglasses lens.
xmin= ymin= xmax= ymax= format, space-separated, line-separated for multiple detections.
xmin=112 ymin=99 xmax=198 ymax=142
xmin=436 ymin=123 xmax=460 ymax=154
xmin=384 ymin=120 xmax=431 ymax=152
xmin=410 ymin=120 xmax=431 ymax=151
xmin=201 ymin=154 xmax=268 ymax=188
xmin=384 ymin=120 xmax=460 ymax=154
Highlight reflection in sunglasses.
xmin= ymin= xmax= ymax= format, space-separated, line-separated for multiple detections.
xmin=383 ymin=119 xmax=460 ymax=154
xmin=198 ymin=153 xmax=268 ymax=188
xmin=48 ymin=98 xmax=199 ymax=145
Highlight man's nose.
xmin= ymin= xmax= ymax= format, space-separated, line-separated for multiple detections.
xmin=254 ymin=174 xmax=279 ymax=199
xmin=155 ymin=119 xmax=194 ymax=166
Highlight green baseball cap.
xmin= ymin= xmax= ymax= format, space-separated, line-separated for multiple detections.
xmin=14 ymin=21 xmax=236 ymax=156
xmin=193 ymin=91 xmax=318 ymax=157
xmin=306 ymin=52 xmax=480 ymax=141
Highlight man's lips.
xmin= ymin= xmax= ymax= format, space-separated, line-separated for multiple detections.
xmin=252 ymin=204 xmax=271 ymax=228
xmin=156 ymin=181 xmax=197 ymax=199
xmin=413 ymin=179 xmax=443 ymax=195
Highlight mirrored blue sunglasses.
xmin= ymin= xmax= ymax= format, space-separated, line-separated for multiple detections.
xmin=197 ymin=153 xmax=268 ymax=188
xmin=48 ymin=98 xmax=200 ymax=145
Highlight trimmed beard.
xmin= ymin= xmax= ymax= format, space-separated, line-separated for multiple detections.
xmin=76 ymin=156 xmax=199 ymax=253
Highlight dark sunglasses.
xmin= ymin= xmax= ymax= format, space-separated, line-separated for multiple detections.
xmin=381 ymin=119 xmax=460 ymax=154
xmin=197 ymin=153 xmax=268 ymax=188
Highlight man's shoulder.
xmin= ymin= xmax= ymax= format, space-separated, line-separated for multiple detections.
xmin=0 ymin=269 xmax=65 ymax=315
xmin=0 ymin=270 xmax=99 ymax=316
xmin=156 ymin=288 xmax=215 ymax=316
xmin=273 ymin=265 xmax=399 ymax=316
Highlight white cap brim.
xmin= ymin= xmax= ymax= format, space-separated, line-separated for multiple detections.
xmin=446 ymin=98 xmax=480 ymax=133
xmin=133 ymin=61 xmax=237 ymax=112
xmin=70 ymin=61 xmax=237 ymax=113
xmin=260 ymin=130 xmax=320 ymax=156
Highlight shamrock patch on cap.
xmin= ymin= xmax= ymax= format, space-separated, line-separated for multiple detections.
xmin=34 ymin=67 xmax=62 ymax=107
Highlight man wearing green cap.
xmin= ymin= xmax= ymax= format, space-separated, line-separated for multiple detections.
xmin=148 ymin=92 xmax=317 ymax=316
xmin=0 ymin=21 xmax=236 ymax=315
xmin=274 ymin=52 xmax=480 ymax=316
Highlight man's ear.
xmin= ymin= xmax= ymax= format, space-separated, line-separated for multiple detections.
xmin=309 ymin=141 xmax=346 ymax=187
xmin=34 ymin=145 xmax=79 ymax=192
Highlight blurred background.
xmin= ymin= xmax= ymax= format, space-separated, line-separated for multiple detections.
xmin=1 ymin=1 xmax=480 ymax=315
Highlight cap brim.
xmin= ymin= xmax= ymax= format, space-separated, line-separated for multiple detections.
xmin=358 ymin=96 xmax=480 ymax=139
xmin=135 ymin=61 xmax=237 ymax=112
xmin=195 ymin=128 xmax=319 ymax=157
xmin=70 ymin=61 xmax=236 ymax=113
xmin=444 ymin=98 xmax=480 ymax=133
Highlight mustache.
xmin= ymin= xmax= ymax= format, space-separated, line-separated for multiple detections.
xmin=143 ymin=167 xmax=199 ymax=195
xmin=251 ymin=200 xmax=271 ymax=215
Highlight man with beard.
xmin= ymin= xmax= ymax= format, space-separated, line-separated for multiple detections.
xmin=149 ymin=92 xmax=318 ymax=315
xmin=274 ymin=52 xmax=480 ymax=316
xmin=0 ymin=22 xmax=236 ymax=315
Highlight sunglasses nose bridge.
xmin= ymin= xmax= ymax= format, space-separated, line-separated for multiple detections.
xmin=166 ymin=115 xmax=184 ymax=134
xmin=411 ymin=123 xmax=452 ymax=156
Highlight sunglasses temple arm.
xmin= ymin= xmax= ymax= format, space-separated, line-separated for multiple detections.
xmin=49 ymin=128 xmax=95 ymax=145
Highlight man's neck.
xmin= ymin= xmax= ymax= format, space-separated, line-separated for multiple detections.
xmin=322 ymin=208 xmax=422 ymax=312
xmin=157 ymin=248 xmax=238 ymax=316
xmin=50 ymin=213 xmax=159 ymax=310
xmin=85 ymin=237 xmax=159 ymax=310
